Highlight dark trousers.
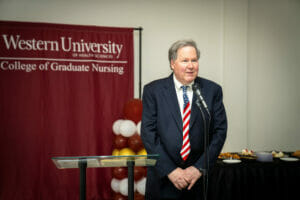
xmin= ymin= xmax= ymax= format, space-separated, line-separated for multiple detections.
xmin=160 ymin=183 xmax=204 ymax=200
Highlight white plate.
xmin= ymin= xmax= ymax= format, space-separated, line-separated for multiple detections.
xmin=280 ymin=157 xmax=299 ymax=162
xmin=223 ymin=159 xmax=241 ymax=164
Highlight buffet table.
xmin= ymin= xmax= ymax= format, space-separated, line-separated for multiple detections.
xmin=208 ymin=158 xmax=300 ymax=200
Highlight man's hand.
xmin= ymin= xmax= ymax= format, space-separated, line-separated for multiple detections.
xmin=167 ymin=168 xmax=189 ymax=190
xmin=183 ymin=166 xmax=202 ymax=190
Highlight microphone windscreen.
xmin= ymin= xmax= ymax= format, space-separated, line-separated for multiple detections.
xmin=192 ymin=83 xmax=200 ymax=92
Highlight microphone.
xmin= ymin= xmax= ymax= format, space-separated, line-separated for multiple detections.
xmin=192 ymin=82 xmax=210 ymax=200
xmin=192 ymin=83 xmax=208 ymax=110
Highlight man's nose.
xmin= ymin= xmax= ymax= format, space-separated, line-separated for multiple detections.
xmin=187 ymin=61 xmax=194 ymax=68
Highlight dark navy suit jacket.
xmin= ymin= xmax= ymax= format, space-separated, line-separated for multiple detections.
xmin=141 ymin=74 xmax=227 ymax=199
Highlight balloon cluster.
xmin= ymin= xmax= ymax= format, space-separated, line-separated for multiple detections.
xmin=111 ymin=99 xmax=146 ymax=200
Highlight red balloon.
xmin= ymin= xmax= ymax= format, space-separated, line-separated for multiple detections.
xmin=128 ymin=134 xmax=144 ymax=152
xmin=123 ymin=99 xmax=143 ymax=123
xmin=114 ymin=135 xmax=128 ymax=149
xmin=134 ymin=166 xmax=146 ymax=181
xmin=113 ymin=193 xmax=128 ymax=200
xmin=112 ymin=167 xmax=128 ymax=180
xmin=134 ymin=192 xmax=144 ymax=200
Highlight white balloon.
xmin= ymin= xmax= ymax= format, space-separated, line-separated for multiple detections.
xmin=119 ymin=178 xmax=137 ymax=196
xmin=136 ymin=121 xmax=141 ymax=135
xmin=137 ymin=177 xmax=146 ymax=195
xmin=119 ymin=120 xmax=136 ymax=137
xmin=134 ymin=181 xmax=137 ymax=192
xmin=111 ymin=178 xmax=120 ymax=193
xmin=112 ymin=119 xmax=123 ymax=135
xmin=119 ymin=178 xmax=128 ymax=196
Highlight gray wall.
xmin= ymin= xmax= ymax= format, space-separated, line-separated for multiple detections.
xmin=1 ymin=0 xmax=299 ymax=152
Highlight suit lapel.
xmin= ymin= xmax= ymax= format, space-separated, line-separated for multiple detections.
xmin=161 ymin=76 xmax=204 ymax=132
xmin=162 ymin=75 xmax=182 ymax=131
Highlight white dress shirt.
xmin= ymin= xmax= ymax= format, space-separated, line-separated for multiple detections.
xmin=173 ymin=75 xmax=194 ymax=119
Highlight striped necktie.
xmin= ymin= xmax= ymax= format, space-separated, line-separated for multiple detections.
xmin=180 ymin=85 xmax=191 ymax=161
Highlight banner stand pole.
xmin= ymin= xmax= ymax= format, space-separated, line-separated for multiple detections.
xmin=134 ymin=27 xmax=143 ymax=99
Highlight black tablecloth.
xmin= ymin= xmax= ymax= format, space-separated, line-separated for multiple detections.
xmin=207 ymin=158 xmax=300 ymax=200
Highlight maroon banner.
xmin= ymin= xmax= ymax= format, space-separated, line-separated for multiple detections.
xmin=0 ymin=21 xmax=134 ymax=200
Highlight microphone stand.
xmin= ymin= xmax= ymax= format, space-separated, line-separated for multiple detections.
xmin=195 ymin=98 xmax=211 ymax=200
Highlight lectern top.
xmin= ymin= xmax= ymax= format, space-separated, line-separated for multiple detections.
xmin=52 ymin=154 xmax=159 ymax=169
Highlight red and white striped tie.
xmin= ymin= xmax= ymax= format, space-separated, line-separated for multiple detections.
xmin=180 ymin=86 xmax=191 ymax=161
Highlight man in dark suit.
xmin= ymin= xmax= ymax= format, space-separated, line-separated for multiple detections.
xmin=141 ymin=39 xmax=227 ymax=200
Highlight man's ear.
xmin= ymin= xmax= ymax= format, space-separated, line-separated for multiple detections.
xmin=170 ymin=60 xmax=175 ymax=70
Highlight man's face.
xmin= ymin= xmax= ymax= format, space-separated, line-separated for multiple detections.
xmin=171 ymin=46 xmax=199 ymax=85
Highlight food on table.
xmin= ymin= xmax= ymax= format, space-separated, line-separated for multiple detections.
xmin=271 ymin=151 xmax=284 ymax=158
xmin=292 ymin=150 xmax=300 ymax=157
xmin=241 ymin=149 xmax=254 ymax=156
xmin=239 ymin=149 xmax=257 ymax=160
xmin=218 ymin=152 xmax=240 ymax=159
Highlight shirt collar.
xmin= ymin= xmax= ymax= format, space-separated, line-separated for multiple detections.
xmin=173 ymin=74 xmax=194 ymax=90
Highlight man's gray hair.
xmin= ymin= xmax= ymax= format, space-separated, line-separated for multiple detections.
xmin=168 ymin=39 xmax=200 ymax=64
